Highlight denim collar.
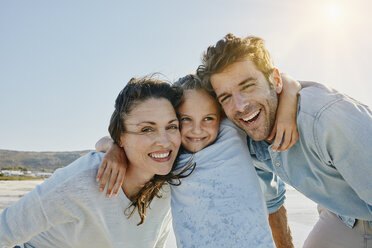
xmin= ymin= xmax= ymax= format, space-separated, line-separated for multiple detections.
xmin=247 ymin=137 xmax=272 ymax=161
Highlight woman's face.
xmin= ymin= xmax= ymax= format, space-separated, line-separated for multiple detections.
xmin=120 ymin=98 xmax=181 ymax=179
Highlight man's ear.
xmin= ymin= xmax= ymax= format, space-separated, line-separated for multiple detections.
xmin=273 ymin=68 xmax=282 ymax=94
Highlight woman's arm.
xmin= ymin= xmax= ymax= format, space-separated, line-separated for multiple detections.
xmin=268 ymin=73 xmax=301 ymax=151
xmin=95 ymin=136 xmax=128 ymax=197
xmin=0 ymin=173 xmax=76 ymax=246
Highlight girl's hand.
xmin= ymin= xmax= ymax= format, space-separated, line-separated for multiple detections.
xmin=96 ymin=137 xmax=127 ymax=197
xmin=267 ymin=73 xmax=301 ymax=152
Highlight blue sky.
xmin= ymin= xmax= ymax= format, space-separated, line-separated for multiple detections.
xmin=1 ymin=0 xmax=371 ymax=151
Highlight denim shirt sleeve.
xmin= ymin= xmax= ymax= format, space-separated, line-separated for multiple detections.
xmin=314 ymin=97 xmax=372 ymax=213
xmin=255 ymin=167 xmax=286 ymax=214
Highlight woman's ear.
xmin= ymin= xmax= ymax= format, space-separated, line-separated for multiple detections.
xmin=118 ymin=134 xmax=125 ymax=148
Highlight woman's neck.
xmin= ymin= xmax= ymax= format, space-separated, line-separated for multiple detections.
xmin=121 ymin=165 xmax=154 ymax=201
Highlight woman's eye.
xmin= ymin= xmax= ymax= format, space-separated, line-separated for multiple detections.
xmin=168 ymin=125 xmax=179 ymax=130
xmin=141 ymin=127 xmax=153 ymax=133
xmin=181 ymin=117 xmax=191 ymax=122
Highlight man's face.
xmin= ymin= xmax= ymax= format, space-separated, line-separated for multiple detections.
xmin=210 ymin=59 xmax=281 ymax=141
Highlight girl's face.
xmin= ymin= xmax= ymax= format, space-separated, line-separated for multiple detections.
xmin=178 ymin=89 xmax=221 ymax=153
xmin=120 ymin=98 xmax=181 ymax=180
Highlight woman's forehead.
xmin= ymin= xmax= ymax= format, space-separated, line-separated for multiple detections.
xmin=125 ymin=98 xmax=177 ymax=125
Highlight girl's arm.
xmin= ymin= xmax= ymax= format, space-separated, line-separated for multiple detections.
xmin=95 ymin=136 xmax=127 ymax=197
xmin=268 ymin=73 xmax=301 ymax=152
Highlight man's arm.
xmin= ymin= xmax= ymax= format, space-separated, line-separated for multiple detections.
xmin=269 ymin=205 xmax=294 ymax=248
xmin=316 ymin=96 xmax=372 ymax=210
xmin=255 ymin=167 xmax=294 ymax=247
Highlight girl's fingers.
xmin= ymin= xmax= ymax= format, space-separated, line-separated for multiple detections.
xmin=99 ymin=166 xmax=112 ymax=193
xmin=112 ymin=170 xmax=125 ymax=197
xmin=272 ymin=127 xmax=284 ymax=152
xmin=96 ymin=160 xmax=107 ymax=182
xmin=106 ymin=167 xmax=119 ymax=197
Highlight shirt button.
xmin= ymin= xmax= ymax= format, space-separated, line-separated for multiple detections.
xmin=275 ymin=162 xmax=281 ymax=167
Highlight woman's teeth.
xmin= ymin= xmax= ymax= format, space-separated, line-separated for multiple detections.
xmin=149 ymin=152 xmax=170 ymax=158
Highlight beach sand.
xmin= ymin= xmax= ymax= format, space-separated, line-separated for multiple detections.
xmin=0 ymin=181 xmax=318 ymax=247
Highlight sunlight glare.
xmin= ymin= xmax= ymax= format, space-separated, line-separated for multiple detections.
xmin=325 ymin=3 xmax=342 ymax=22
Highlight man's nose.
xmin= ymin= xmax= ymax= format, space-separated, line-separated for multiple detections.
xmin=232 ymin=92 xmax=248 ymax=113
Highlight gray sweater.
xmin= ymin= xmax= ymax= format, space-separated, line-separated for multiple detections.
xmin=0 ymin=152 xmax=171 ymax=248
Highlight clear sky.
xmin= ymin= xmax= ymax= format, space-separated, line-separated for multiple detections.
xmin=1 ymin=0 xmax=371 ymax=151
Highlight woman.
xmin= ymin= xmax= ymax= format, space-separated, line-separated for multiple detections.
xmin=0 ymin=77 xmax=190 ymax=248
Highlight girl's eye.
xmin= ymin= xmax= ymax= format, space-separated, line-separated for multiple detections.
xmin=204 ymin=117 xmax=214 ymax=121
xmin=181 ymin=117 xmax=191 ymax=122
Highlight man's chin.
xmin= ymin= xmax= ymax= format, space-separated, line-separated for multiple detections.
xmin=244 ymin=129 xmax=268 ymax=142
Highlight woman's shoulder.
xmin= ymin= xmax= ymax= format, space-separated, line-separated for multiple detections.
xmin=42 ymin=152 xmax=104 ymax=193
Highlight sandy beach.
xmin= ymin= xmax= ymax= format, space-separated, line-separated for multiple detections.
xmin=0 ymin=180 xmax=318 ymax=247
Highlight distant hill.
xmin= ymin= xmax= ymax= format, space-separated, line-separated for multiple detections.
xmin=0 ymin=149 xmax=93 ymax=172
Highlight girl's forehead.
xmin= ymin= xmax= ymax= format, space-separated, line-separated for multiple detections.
xmin=179 ymin=89 xmax=220 ymax=117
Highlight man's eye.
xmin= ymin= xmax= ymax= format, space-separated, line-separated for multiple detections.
xmin=181 ymin=117 xmax=191 ymax=122
xmin=220 ymin=95 xmax=230 ymax=104
xmin=242 ymin=83 xmax=255 ymax=91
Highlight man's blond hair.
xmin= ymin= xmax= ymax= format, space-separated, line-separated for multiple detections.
xmin=197 ymin=33 xmax=275 ymax=91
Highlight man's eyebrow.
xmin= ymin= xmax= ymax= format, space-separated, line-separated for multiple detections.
xmin=238 ymin=77 xmax=255 ymax=86
xmin=216 ymin=77 xmax=256 ymax=100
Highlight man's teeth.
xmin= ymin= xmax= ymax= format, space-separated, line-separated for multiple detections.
xmin=243 ymin=110 xmax=260 ymax=122
xmin=150 ymin=152 xmax=170 ymax=158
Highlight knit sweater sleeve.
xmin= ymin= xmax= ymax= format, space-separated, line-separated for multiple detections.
xmin=0 ymin=153 xmax=98 ymax=247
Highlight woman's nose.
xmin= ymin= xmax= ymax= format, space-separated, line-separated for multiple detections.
xmin=155 ymin=130 xmax=171 ymax=147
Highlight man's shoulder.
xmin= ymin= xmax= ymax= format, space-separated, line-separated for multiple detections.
xmin=297 ymin=82 xmax=346 ymax=118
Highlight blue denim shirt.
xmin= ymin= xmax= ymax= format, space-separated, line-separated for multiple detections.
xmin=249 ymin=82 xmax=372 ymax=228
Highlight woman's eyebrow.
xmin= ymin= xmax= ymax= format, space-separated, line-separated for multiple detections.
xmin=133 ymin=119 xmax=178 ymax=126
xmin=168 ymin=119 xmax=179 ymax=124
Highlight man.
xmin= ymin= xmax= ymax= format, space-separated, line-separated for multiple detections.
xmin=197 ymin=34 xmax=372 ymax=248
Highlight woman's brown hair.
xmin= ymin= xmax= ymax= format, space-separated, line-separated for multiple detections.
xmin=109 ymin=76 xmax=195 ymax=225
